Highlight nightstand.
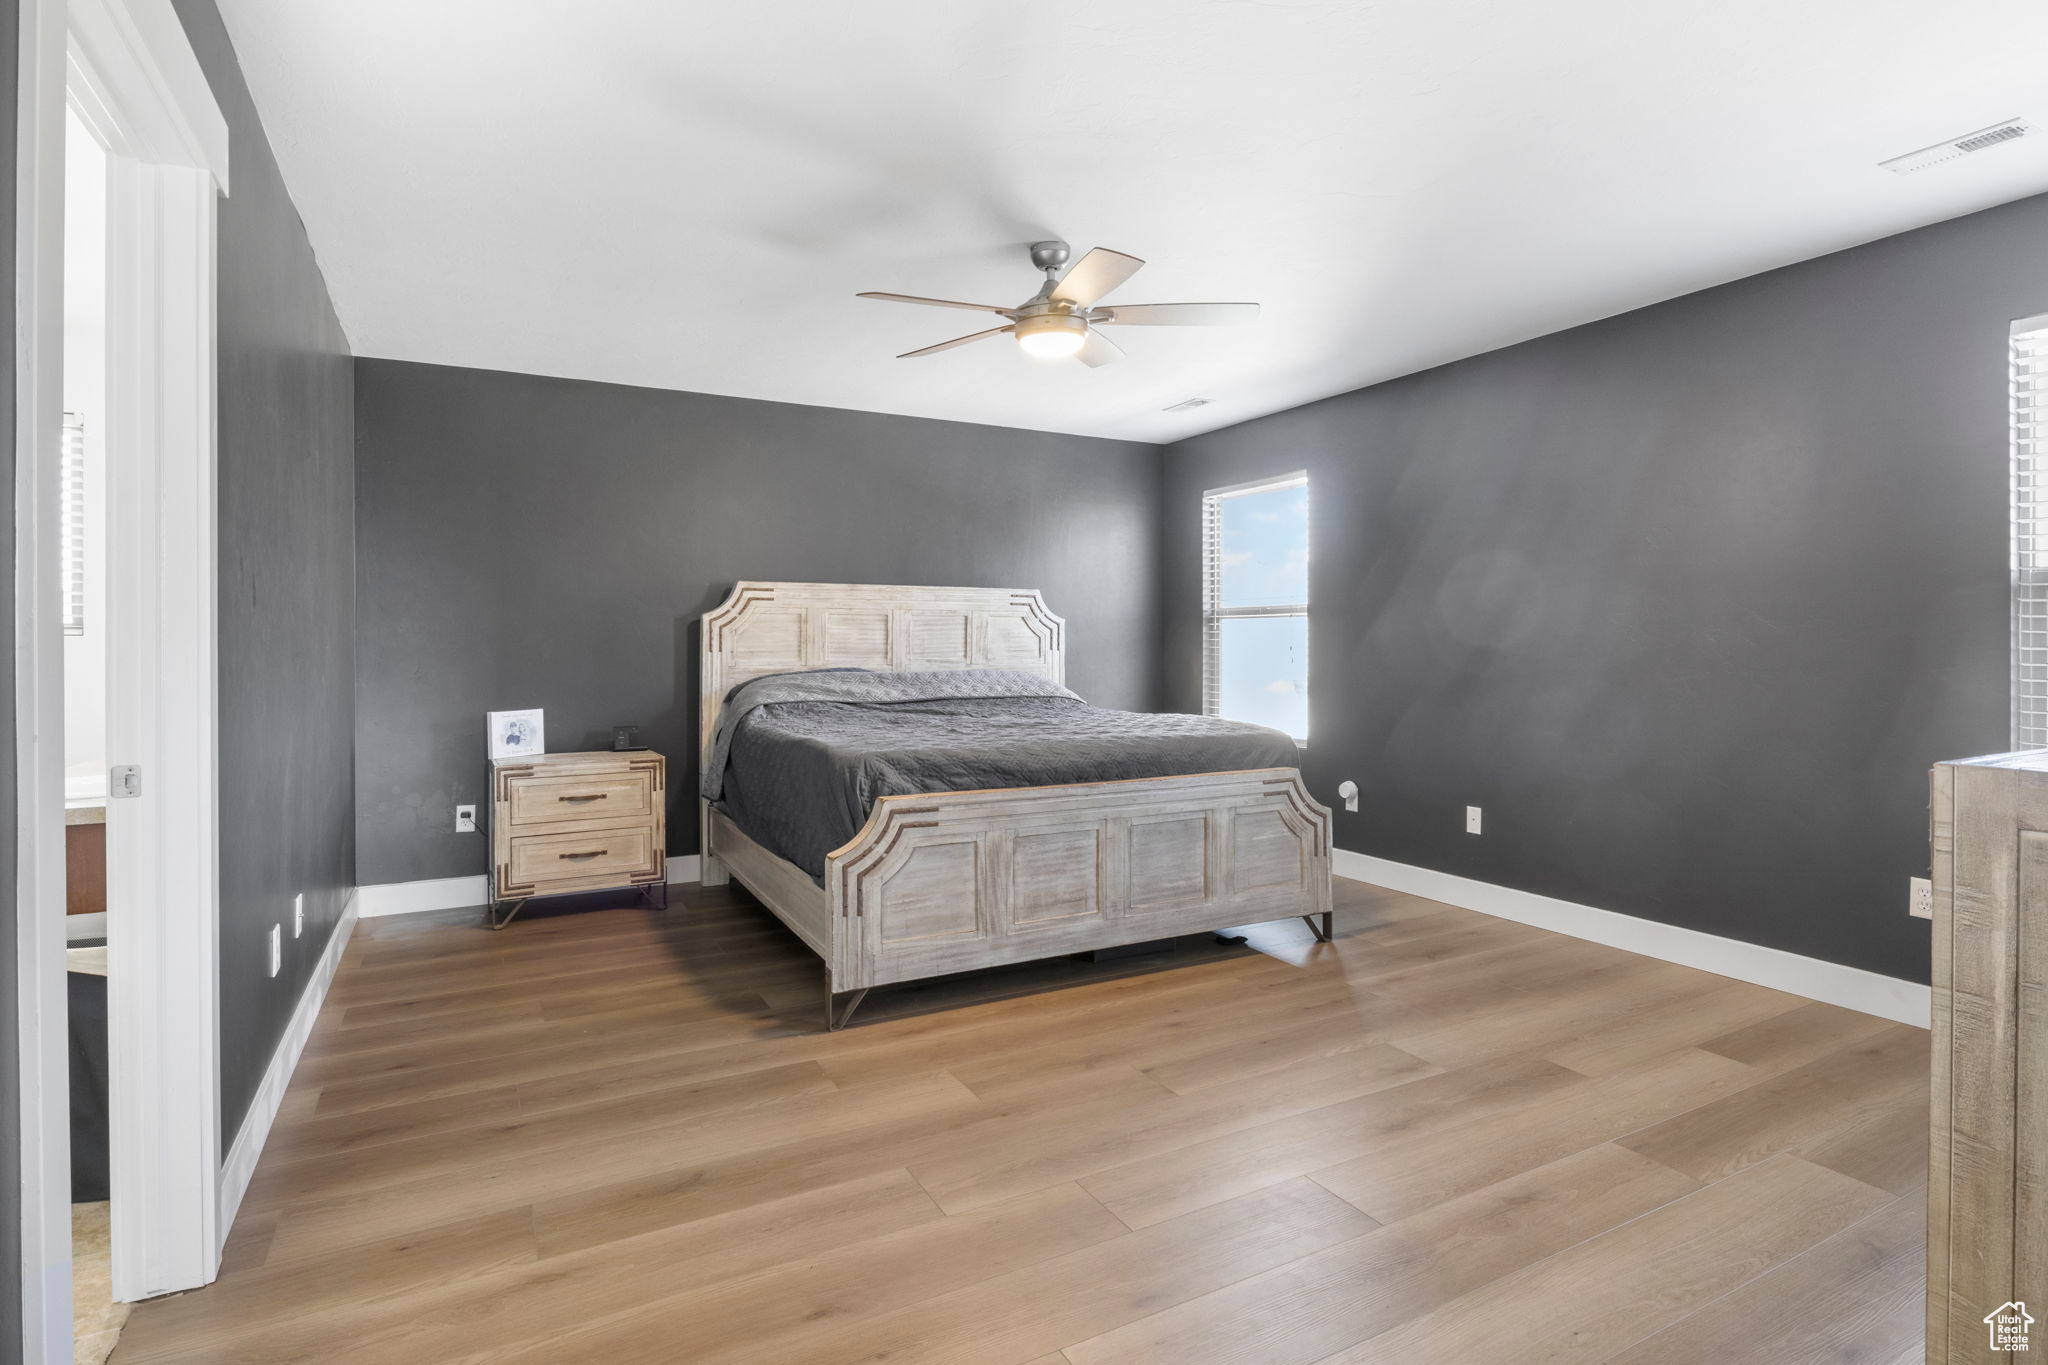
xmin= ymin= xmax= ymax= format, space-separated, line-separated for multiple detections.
xmin=487 ymin=750 xmax=668 ymax=929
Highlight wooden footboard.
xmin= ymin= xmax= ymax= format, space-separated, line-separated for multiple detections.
xmin=823 ymin=768 xmax=1330 ymax=991
xmin=696 ymin=583 xmax=1334 ymax=1019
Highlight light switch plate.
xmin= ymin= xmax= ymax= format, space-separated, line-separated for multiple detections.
xmin=1465 ymin=806 xmax=1483 ymax=835
xmin=292 ymin=892 xmax=304 ymax=938
xmin=267 ymin=924 xmax=282 ymax=977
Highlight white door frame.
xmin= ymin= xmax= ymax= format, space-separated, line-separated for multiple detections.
xmin=15 ymin=0 xmax=226 ymax=1354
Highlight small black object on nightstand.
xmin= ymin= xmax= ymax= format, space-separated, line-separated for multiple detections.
xmin=612 ymin=725 xmax=643 ymax=751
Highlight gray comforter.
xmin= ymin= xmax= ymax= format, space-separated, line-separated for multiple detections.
xmin=705 ymin=669 xmax=1302 ymax=880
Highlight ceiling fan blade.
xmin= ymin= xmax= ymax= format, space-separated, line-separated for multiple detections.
xmin=1049 ymin=248 xmax=1145 ymax=308
xmin=858 ymin=292 xmax=1016 ymax=316
xmin=1094 ymin=302 xmax=1259 ymax=326
xmin=897 ymin=325 xmax=1013 ymax=359
xmin=1074 ymin=327 xmax=1125 ymax=368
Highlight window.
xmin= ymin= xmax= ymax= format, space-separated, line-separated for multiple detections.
xmin=60 ymin=411 xmax=85 ymax=637
xmin=1203 ymin=473 xmax=1308 ymax=742
xmin=2017 ymin=319 xmax=2048 ymax=746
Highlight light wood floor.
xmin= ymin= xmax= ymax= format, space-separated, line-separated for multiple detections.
xmin=114 ymin=877 xmax=1928 ymax=1364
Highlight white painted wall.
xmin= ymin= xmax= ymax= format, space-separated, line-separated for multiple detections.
xmin=62 ymin=108 xmax=109 ymax=805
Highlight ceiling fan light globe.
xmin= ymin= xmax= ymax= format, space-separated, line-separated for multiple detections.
xmin=1014 ymin=313 xmax=1089 ymax=359
xmin=1018 ymin=330 xmax=1086 ymax=359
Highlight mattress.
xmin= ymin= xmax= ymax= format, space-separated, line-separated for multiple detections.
xmin=704 ymin=668 xmax=1302 ymax=880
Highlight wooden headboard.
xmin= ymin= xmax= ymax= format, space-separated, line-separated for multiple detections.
xmin=698 ymin=582 xmax=1066 ymax=763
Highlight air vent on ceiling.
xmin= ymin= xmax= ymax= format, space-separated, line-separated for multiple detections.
xmin=1881 ymin=118 xmax=2035 ymax=174
xmin=1163 ymin=398 xmax=1213 ymax=413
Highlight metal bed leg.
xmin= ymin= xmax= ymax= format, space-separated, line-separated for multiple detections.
xmin=1302 ymin=912 xmax=1333 ymax=942
xmin=824 ymin=982 xmax=870 ymax=1032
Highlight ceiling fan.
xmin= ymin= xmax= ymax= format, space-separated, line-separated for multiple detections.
xmin=857 ymin=240 xmax=1258 ymax=367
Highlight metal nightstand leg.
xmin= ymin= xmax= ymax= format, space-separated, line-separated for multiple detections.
xmin=484 ymin=898 xmax=530 ymax=931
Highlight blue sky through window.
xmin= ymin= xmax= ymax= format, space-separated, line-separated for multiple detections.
xmin=1218 ymin=485 xmax=1308 ymax=608
xmin=1220 ymin=616 xmax=1307 ymax=737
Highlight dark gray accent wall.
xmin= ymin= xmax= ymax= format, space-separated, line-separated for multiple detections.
xmin=1163 ymin=191 xmax=2048 ymax=985
xmin=172 ymin=0 xmax=355 ymax=1136
xmin=1 ymin=0 xmax=20 ymax=1352
xmin=353 ymin=359 xmax=1163 ymax=886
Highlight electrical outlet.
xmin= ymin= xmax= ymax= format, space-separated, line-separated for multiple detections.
xmin=1465 ymin=806 xmax=1483 ymax=835
xmin=1910 ymin=876 xmax=1933 ymax=920
xmin=455 ymin=803 xmax=478 ymax=833
xmin=292 ymin=892 xmax=305 ymax=938
xmin=267 ymin=924 xmax=281 ymax=977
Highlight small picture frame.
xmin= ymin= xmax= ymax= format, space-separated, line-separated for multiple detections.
xmin=487 ymin=708 xmax=545 ymax=761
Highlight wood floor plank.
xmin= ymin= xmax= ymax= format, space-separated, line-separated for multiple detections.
xmin=1063 ymin=1143 xmax=1698 ymax=1365
xmin=276 ymin=1052 xmax=835 ymax=1161
xmin=1796 ymin=1088 xmax=1930 ymax=1198
xmin=115 ymin=1207 xmax=541 ymax=1362
xmin=1306 ymin=1045 xmax=1756 ymax=1223
xmin=1320 ymin=1155 xmax=1895 ymax=1364
xmin=811 ymin=954 xmax=1337 ymax=1090
xmin=1538 ymin=980 xmax=1809 ymax=1076
xmin=120 ymin=1171 xmax=949 ymax=1365
xmin=1697 ymin=999 xmax=1901 ymax=1072
xmin=326 ymin=944 xmax=795 ymax=1027
xmin=304 ymin=1015 xmax=795 ymax=1118
xmin=119 ymin=880 xmax=1928 ymax=1365
xmin=697 ymin=1178 xmax=1377 ymax=1365
xmin=251 ymin=1059 xmax=836 ymax=1205
xmin=910 ymin=1042 xmax=1441 ymax=1213
xmin=261 ymin=1069 xmax=979 ymax=1262
xmin=213 ymin=1213 xmax=276 ymax=1277
xmin=922 ymin=979 xmax=1415 ymax=1112
xmin=1077 ymin=1054 xmax=1579 ymax=1229
xmin=1604 ymin=1193 xmax=1926 ymax=1365
xmin=1618 ymin=1025 xmax=1929 ymax=1183
xmin=484 ymin=1183 xmax=1130 ymax=1365
xmin=1385 ymin=957 xmax=1725 ymax=1070
xmin=292 ymin=992 xmax=800 ymax=1088
xmin=1130 ymin=994 xmax=1418 ymax=1095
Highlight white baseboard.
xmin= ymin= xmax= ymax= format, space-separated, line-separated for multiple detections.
xmin=1334 ymin=849 xmax=1930 ymax=1029
xmin=217 ymin=886 xmax=359 ymax=1248
xmin=357 ymin=855 xmax=702 ymax=919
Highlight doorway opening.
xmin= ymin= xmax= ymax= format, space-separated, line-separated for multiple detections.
xmin=16 ymin=2 xmax=230 ymax=1359
xmin=58 ymin=99 xmax=119 ymax=1363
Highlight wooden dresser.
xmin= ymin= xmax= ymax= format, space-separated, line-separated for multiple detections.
xmin=1929 ymin=751 xmax=2047 ymax=1361
xmin=488 ymin=750 xmax=667 ymax=928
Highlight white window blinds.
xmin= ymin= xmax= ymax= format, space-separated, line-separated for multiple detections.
xmin=2015 ymin=319 xmax=2048 ymax=747
xmin=61 ymin=411 xmax=85 ymax=638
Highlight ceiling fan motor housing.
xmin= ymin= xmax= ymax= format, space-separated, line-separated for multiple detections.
xmin=1013 ymin=312 xmax=1089 ymax=346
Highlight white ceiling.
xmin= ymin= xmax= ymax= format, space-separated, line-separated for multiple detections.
xmin=216 ymin=0 xmax=2048 ymax=444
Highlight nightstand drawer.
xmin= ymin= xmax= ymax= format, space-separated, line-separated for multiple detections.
xmin=504 ymin=769 xmax=656 ymax=828
xmin=504 ymin=827 xmax=661 ymax=890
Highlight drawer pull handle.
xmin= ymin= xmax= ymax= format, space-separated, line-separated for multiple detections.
xmin=559 ymin=794 xmax=607 ymax=803
xmin=559 ymin=850 xmax=607 ymax=861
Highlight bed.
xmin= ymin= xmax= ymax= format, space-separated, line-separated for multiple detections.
xmin=699 ymin=582 xmax=1334 ymax=1028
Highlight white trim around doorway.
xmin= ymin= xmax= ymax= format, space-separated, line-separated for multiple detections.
xmin=15 ymin=0 xmax=228 ymax=1356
